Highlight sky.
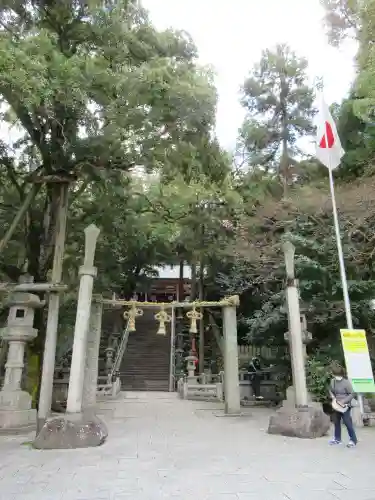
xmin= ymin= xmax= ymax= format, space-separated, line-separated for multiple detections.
xmin=143 ymin=0 xmax=357 ymax=152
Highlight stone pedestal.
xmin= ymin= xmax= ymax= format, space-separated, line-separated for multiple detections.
xmin=0 ymin=283 xmax=42 ymax=433
xmin=268 ymin=406 xmax=330 ymax=438
xmin=0 ymin=391 xmax=36 ymax=433
xmin=33 ymin=412 xmax=107 ymax=449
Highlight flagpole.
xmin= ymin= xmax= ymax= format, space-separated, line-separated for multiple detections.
xmin=327 ymin=167 xmax=352 ymax=330
xmin=327 ymin=155 xmax=365 ymax=415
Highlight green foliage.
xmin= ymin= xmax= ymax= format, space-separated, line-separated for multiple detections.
xmin=306 ymin=352 xmax=334 ymax=402
xmin=0 ymin=1 xmax=234 ymax=386
xmin=321 ymin=0 xmax=360 ymax=46
xmin=238 ymin=44 xmax=315 ymax=186
xmin=0 ymin=0 xmax=216 ymax=175
xmin=333 ymin=96 xmax=375 ymax=179
xmin=0 ymin=0 xmax=223 ymax=284
xmin=353 ymin=0 xmax=375 ymax=125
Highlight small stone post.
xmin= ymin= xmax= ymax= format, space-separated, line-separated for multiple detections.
xmin=0 ymin=280 xmax=42 ymax=432
xmin=34 ymin=224 xmax=108 ymax=450
xmin=222 ymin=296 xmax=241 ymax=415
xmin=83 ymin=297 xmax=103 ymax=410
xmin=67 ymin=224 xmax=100 ymax=414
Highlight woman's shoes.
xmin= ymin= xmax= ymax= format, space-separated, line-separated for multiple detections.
xmin=329 ymin=439 xmax=342 ymax=445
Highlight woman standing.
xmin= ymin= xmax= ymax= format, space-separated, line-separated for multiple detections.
xmin=329 ymin=365 xmax=358 ymax=448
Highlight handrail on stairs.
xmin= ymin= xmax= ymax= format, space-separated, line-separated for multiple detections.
xmin=108 ymin=317 xmax=131 ymax=383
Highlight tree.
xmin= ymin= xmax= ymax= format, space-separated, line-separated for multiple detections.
xmin=322 ymin=1 xmax=375 ymax=178
xmin=321 ymin=0 xmax=361 ymax=46
xmin=0 ymin=0 xmax=217 ymax=283
xmin=0 ymin=0 xmax=226 ymax=399
xmin=333 ymin=96 xmax=375 ymax=180
xmin=237 ymin=44 xmax=315 ymax=194
xmin=352 ymin=0 xmax=375 ymax=124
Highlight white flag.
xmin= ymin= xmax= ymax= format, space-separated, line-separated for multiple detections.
xmin=315 ymin=95 xmax=345 ymax=170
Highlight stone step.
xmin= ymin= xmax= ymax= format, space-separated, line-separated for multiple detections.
xmin=122 ymin=384 xmax=170 ymax=391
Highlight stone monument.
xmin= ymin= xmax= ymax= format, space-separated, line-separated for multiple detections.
xmin=268 ymin=241 xmax=330 ymax=438
xmin=0 ymin=279 xmax=42 ymax=433
xmin=34 ymin=224 xmax=108 ymax=449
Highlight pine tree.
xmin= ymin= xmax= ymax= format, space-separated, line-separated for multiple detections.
xmin=238 ymin=44 xmax=315 ymax=193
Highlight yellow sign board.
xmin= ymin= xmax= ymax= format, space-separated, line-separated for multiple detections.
xmin=340 ymin=329 xmax=375 ymax=393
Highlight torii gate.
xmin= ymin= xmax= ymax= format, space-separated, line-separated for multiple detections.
xmin=97 ymin=295 xmax=242 ymax=415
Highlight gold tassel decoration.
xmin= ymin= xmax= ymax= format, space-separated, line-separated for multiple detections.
xmin=186 ymin=306 xmax=203 ymax=334
xmin=123 ymin=302 xmax=143 ymax=332
xmin=154 ymin=305 xmax=171 ymax=335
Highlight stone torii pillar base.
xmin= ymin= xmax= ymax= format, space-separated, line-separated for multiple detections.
xmin=33 ymin=411 xmax=107 ymax=450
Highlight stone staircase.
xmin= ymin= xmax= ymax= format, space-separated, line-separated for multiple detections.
xmin=52 ymin=307 xmax=172 ymax=405
xmin=119 ymin=309 xmax=171 ymax=391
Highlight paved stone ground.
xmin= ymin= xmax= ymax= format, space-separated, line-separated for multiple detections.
xmin=1 ymin=392 xmax=375 ymax=500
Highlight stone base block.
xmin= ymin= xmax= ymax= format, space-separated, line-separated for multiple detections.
xmin=268 ymin=406 xmax=330 ymax=439
xmin=33 ymin=412 xmax=108 ymax=450
xmin=0 ymin=408 xmax=36 ymax=434
xmin=0 ymin=390 xmax=32 ymax=409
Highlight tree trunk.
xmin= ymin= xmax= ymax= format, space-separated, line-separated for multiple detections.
xmin=26 ymin=183 xmax=70 ymax=411
xmin=0 ymin=184 xmax=41 ymax=256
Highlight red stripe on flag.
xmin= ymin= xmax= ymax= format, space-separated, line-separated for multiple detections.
xmin=319 ymin=121 xmax=335 ymax=149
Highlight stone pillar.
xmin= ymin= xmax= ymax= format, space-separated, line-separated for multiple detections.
xmin=284 ymin=287 xmax=309 ymax=407
xmin=34 ymin=224 xmax=108 ymax=450
xmin=66 ymin=224 xmax=100 ymax=414
xmin=82 ymin=297 xmax=103 ymax=410
xmin=283 ymin=316 xmax=314 ymax=408
xmin=268 ymin=241 xmax=330 ymax=438
xmin=283 ymin=242 xmax=309 ymax=407
xmin=0 ymin=283 xmax=42 ymax=432
xmin=222 ymin=303 xmax=241 ymax=415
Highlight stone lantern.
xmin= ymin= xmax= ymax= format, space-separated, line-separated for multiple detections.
xmin=0 ymin=289 xmax=42 ymax=432
xmin=185 ymin=354 xmax=198 ymax=384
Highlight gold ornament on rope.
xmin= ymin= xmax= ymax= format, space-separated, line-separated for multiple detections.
xmin=154 ymin=304 xmax=171 ymax=335
xmin=186 ymin=306 xmax=203 ymax=334
xmin=123 ymin=302 xmax=143 ymax=332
